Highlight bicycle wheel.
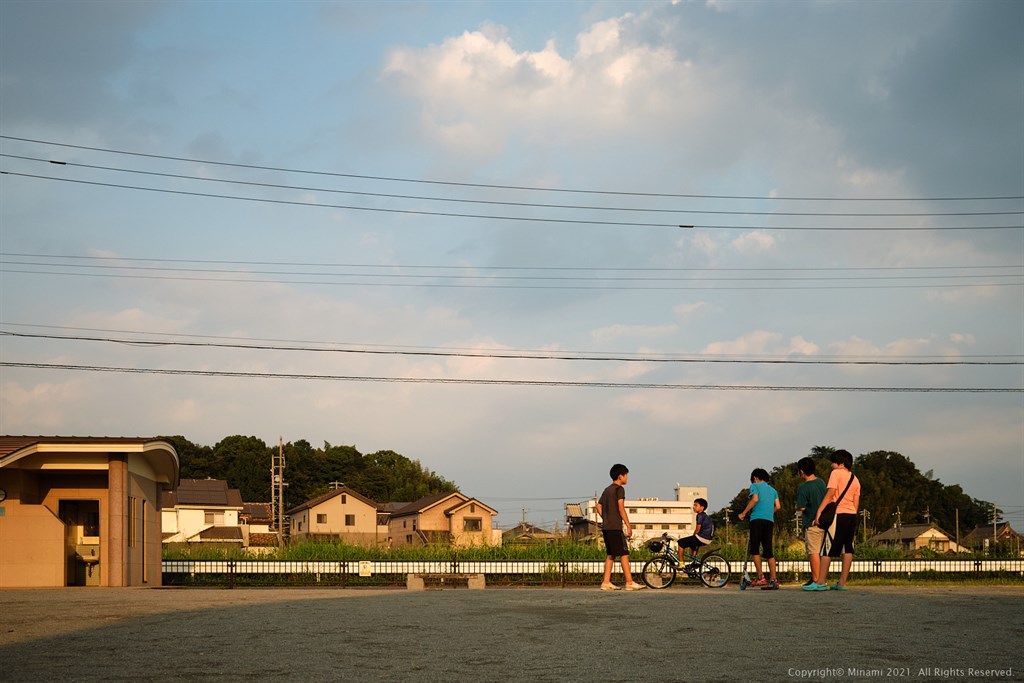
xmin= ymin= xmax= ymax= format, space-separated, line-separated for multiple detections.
xmin=642 ymin=556 xmax=677 ymax=589
xmin=698 ymin=554 xmax=731 ymax=588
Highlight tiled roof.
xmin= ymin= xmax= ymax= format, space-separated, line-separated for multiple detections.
xmin=0 ymin=435 xmax=166 ymax=459
xmin=161 ymin=479 xmax=243 ymax=508
xmin=242 ymin=502 xmax=273 ymax=523
xmin=285 ymin=486 xmax=380 ymax=515
xmin=390 ymin=491 xmax=465 ymax=518
xmin=195 ymin=526 xmax=244 ymax=542
xmin=870 ymin=524 xmax=950 ymax=542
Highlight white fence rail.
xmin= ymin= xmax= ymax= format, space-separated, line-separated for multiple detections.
xmin=163 ymin=558 xmax=1024 ymax=579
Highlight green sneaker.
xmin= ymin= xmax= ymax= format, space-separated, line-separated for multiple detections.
xmin=802 ymin=582 xmax=828 ymax=591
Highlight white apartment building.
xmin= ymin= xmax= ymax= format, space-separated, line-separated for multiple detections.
xmin=583 ymin=485 xmax=709 ymax=548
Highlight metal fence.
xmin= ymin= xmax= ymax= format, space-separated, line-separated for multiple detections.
xmin=163 ymin=558 xmax=1024 ymax=585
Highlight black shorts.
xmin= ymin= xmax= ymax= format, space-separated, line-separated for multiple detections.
xmin=678 ymin=535 xmax=710 ymax=554
xmin=747 ymin=519 xmax=775 ymax=559
xmin=602 ymin=530 xmax=629 ymax=558
xmin=822 ymin=513 xmax=857 ymax=557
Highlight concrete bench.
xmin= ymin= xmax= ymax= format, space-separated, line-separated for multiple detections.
xmin=406 ymin=573 xmax=486 ymax=591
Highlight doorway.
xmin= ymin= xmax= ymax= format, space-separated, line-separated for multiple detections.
xmin=58 ymin=500 xmax=100 ymax=586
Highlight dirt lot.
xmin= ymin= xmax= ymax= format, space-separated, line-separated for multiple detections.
xmin=1 ymin=585 xmax=1020 ymax=682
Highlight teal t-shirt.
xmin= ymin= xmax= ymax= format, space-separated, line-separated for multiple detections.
xmin=748 ymin=481 xmax=778 ymax=522
xmin=796 ymin=477 xmax=827 ymax=529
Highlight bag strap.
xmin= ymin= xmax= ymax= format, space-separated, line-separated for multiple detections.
xmin=835 ymin=471 xmax=855 ymax=505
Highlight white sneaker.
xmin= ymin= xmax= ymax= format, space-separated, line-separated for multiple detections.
xmin=624 ymin=582 xmax=646 ymax=591
xmin=600 ymin=583 xmax=620 ymax=591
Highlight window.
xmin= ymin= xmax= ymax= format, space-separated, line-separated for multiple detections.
xmin=470 ymin=504 xmax=476 ymax=513
xmin=128 ymin=496 xmax=137 ymax=548
xmin=628 ymin=508 xmax=637 ymax=514
xmin=341 ymin=494 xmax=347 ymax=504
xmin=141 ymin=502 xmax=148 ymax=583
xmin=316 ymin=514 xmax=327 ymax=524
xmin=345 ymin=514 xmax=356 ymax=526
xmin=464 ymin=518 xmax=482 ymax=532
xmin=406 ymin=535 xmax=413 ymax=544
xmin=661 ymin=524 xmax=669 ymax=530
xmin=205 ymin=511 xmax=224 ymax=525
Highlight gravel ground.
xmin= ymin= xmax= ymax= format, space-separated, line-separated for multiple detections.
xmin=1 ymin=585 xmax=1021 ymax=682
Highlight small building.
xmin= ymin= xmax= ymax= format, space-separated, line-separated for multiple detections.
xmin=388 ymin=491 xmax=499 ymax=547
xmin=0 ymin=436 xmax=179 ymax=588
xmin=241 ymin=501 xmax=279 ymax=548
xmin=868 ymin=523 xmax=966 ymax=553
xmin=160 ymin=478 xmax=244 ymax=547
xmin=579 ymin=485 xmax=710 ymax=547
xmin=287 ymin=486 xmax=387 ymax=545
xmin=962 ymin=522 xmax=1024 ymax=554
xmin=503 ymin=521 xmax=559 ymax=544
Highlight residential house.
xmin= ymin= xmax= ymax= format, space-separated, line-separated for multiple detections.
xmin=503 ymin=521 xmax=559 ymax=544
xmin=241 ymin=501 xmax=279 ymax=548
xmin=565 ymin=502 xmax=600 ymax=540
xmin=0 ymin=436 xmax=179 ymax=588
xmin=388 ymin=491 xmax=500 ymax=547
xmin=160 ymin=478 xmax=244 ymax=547
xmin=868 ymin=523 xmax=966 ymax=553
xmin=962 ymin=522 xmax=1024 ymax=554
xmin=580 ymin=485 xmax=710 ymax=548
xmin=287 ymin=486 xmax=387 ymax=545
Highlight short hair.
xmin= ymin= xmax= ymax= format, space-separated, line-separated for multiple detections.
xmin=750 ymin=468 xmax=770 ymax=483
xmin=694 ymin=498 xmax=708 ymax=509
xmin=609 ymin=463 xmax=629 ymax=480
xmin=798 ymin=457 xmax=816 ymax=476
xmin=829 ymin=449 xmax=854 ymax=469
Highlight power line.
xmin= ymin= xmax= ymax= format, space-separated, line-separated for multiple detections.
xmin=5 ymin=153 xmax=1021 ymax=218
xmin=3 ymin=135 xmax=1022 ymax=202
xmin=3 ymin=259 xmax=1020 ymax=283
xmin=4 ymin=266 xmax=1020 ymax=290
xmin=5 ymin=171 xmax=1022 ymax=230
xmin=2 ymin=252 xmax=1022 ymax=273
xmin=4 ymin=330 xmax=1018 ymax=366
xmin=3 ymin=361 xmax=1020 ymax=391
xmin=6 ymin=322 xmax=1016 ymax=362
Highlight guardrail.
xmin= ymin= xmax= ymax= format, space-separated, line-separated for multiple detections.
xmin=163 ymin=558 xmax=1024 ymax=586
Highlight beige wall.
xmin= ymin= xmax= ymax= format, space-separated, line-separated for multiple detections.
xmin=448 ymin=504 xmax=495 ymax=548
xmin=1 ymin=450 xmax=170 ymax=588
xmin=291 ymin=493 xmax=385 ymax=546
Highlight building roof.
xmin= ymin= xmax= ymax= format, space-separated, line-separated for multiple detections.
xmin=963 ymin=522 xmax=1022 ymax=543
xmin=389 ymin=491 xmax=467 ymax=518
xmin=565 ymin=503 xmax=584 ymax=518
xmin=0 ymin=435 xmax=179 ymax=487
xmin=285 ymin=485 xmax=380 ymax=516
xmin=241 ymin=502 xmax=273 ymax=523
xmin=193 ymin=526 xmax=244 ymax=542
xmin=445 ymin=497 xmax=498 ymax=517
xmin=161 ymin=479 xmax=243 ymax=509
xmin=869 ymin=523 xmax=952 ymax=543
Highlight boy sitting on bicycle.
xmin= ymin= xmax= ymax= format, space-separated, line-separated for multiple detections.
xmin=678 ymin=498 xmax=714 ymax=571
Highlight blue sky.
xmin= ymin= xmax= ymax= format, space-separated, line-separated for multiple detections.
xmin=1 ymin=0 xmax=1021 ymax=530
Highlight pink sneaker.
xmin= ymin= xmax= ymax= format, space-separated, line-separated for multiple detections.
xmin=749 ymin=577 xmax=768 ymax=588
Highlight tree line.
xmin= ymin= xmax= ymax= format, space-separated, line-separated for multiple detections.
xmin=160 ymin=435 xmax=457 ymax=509
xmin=719 ymin=446 xmax=995 ymax=538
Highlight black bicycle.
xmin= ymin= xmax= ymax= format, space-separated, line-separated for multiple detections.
xmin=641 ymin=534 xmax=731 ymax=589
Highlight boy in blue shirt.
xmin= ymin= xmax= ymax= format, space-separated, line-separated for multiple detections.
xmin=678 ymin=497 xmax=714 ymax=571
xmin=738 ymin=468 xmax=781 ymax=590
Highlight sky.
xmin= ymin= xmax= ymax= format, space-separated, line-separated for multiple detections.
xmin=1 ymin=0 xmax=1021 ymax=531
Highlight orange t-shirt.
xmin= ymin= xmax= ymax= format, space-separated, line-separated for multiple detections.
xmin=826 ymin=469 xmax=860 ymax=515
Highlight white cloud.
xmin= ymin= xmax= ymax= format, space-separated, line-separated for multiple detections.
xmin=590 ymin=323 xmax=678 ymax=343
xmin=730 ymin=230 xmax=776 ymax=253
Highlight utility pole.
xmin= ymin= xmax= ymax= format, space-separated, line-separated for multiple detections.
xmin=271 ymin=436 xmax=287 ymax=546
xmin=724 ymin=510 xmax=730 ymax=546
xmin=860 ymin=509 xmax=871 ymax=543
xmin=955 ymin=509 xmax=960 ymax=550
xmin=895 ymin=506 xmax=902 ymax=535
xmin=992 ymin=503 xmax=999 ymax=552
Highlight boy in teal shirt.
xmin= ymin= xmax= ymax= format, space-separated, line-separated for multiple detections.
xmin=738 ymin=468 xmax=781 ymax=590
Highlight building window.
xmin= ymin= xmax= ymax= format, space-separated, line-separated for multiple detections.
xmin=661 ymin=524 xmax=669 ymax=530
xmin=141 ymin=502 xmax=148 ymax=583
xmin=345 ymin=514 xmax=356 ymax=526
xmin=205 ymin=511 xmax=224 ymax=525
xmin=464 ymin=518 xmax=482 ymax=532
xmin=470 ymin=504 xmax=476 ymax=513
xmin=628 ymin=508 xmax=637 ymax=514
xmin=341 ymin=494 xmax=347 ymax=504
xmin=317 ymin=514 xmax=327 ymax=524
xmin=406 ymin=535 xmax=413 ymax=544
xmin=128 ymin=496 xmax=137 ymax=548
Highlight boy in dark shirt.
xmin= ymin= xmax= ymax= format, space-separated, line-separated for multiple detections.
xmin=678 ymin=498 xmax=714 ymax=570
xmin=596 ymin=463 xmax=644 ymax=591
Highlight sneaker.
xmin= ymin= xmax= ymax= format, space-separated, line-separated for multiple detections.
xmin=802 ymin=582 xmax=828 ymax=591
xmin=600 ymin=582 xmax=620 ymax=591
xmin=749 ymin=577 xmax=768 ymax=588
xmin=624 ymin=582 xmax=646 ymax=591
xmin=761 ymin=579 xmax=779 ymax=591
xmin=801 ymin=579 xmax=815 ymax=587
xmin=829 ymin=583 xmax=848 ymax=591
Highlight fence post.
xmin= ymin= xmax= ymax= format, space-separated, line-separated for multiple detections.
xmin=228 ymin=561 xmax=235 ymax=589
